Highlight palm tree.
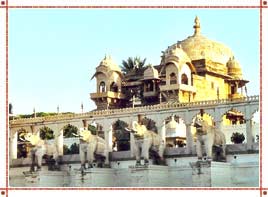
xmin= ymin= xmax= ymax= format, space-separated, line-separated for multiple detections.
xmin=121 ymin=56 xmax=147 ymax=74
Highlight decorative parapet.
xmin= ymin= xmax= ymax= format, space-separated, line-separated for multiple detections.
xmin=10 ymin=95 xmax=259 ymax=126
xmin=160 ymin=84 xmax=196 ymax=92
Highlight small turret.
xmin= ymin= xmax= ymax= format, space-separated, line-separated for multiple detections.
xmin=227 ymin=56 xmax=242 ymax=79
xmin=90 ymin=55 xmax=126 ymax=110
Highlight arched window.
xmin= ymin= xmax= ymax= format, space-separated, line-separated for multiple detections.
xmin=181 ymin=74 xmax=188 ymax=85
xmin=145 ymin=81 xmax=154 ymax=92
xmin=99 ymin=81 xmax=106 ymax=92
xmin=170 ymin=73 xmax=177 ymax=85
xmin=110 ymin=82 xmax=118 ymax=92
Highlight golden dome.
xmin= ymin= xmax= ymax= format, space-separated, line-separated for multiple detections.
xmin=97 ymin=55 xmax=121 ymax=73
xmin=170 ymin=17 xmax=234 ymax=65
xmin=227 ymin=57 xmax=242 ymax=79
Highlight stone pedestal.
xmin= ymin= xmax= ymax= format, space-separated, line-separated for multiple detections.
xmin=70 ymin=168 xmax=115 ymax=187
xmin=23 ymin=171 xmax=69 ymax=187
xmin=190 ymin=161 xmax=231 ymax=187
xmin=168 ymin=166 xmax=193 ymax=187
xmin=230 ymin=161 xmax=259 ymax=187
xmin=128 ymin=165 xmax=169 ymax=187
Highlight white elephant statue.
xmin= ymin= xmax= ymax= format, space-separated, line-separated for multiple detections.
xmin=193 ymin=117 xmax=226 ymax=161
xmin=75 ymin=129 xmax=107 ymax=170
xmin=19 ymin=133 xmax=60 ymax=172
xmin=128 ymin=120 xmax=165 ymax=166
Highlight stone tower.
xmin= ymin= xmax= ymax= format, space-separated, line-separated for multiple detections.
xmin=90 ymin=55 xmax=126 ymax=110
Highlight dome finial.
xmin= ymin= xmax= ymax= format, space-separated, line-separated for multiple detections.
xmin=193 ymin=16 xmax=201 ymax=35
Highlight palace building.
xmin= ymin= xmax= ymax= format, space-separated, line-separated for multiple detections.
xmin=90 ymin=16 xmax=248 ymax=111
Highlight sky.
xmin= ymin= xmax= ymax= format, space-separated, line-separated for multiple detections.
xmin=9 ymin=8 xmax=260 ymax=115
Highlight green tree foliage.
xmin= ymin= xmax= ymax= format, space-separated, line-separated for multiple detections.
xmin=113 ymin=120 xmax=130 ymax=151
xmin=63 ymin=145 xmax=70 ymax=155
xmin=231 ymin=132 xmax=245 ymax=144
xmin=70 ymin=143 xmax=79 ymax=154
xmin=121 ymin=57 xmax=146 ymax=74
xmin=40 ymin=126 xmax=54 ymax=140
xmin=63 ymin=124 xmax=78 ymax=138
xmin=63 ymin=143 xmax=79 ymax=155
xmin=113 ymin=120 xmax=129 ymax=140
xmin=88 ymin=124 xmax=97 ymax=135
xmin=17 ymin=144 xmax=27 ymax=158
xmin=36 ymin=112 xmax=57 ymax=117
xmin=14 ymin=112 xmax=75 ymax=119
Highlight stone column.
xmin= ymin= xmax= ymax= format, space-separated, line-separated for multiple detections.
xmin=235 ymin=81 xmax=238 ymax=93
xmin=156 ymin=120 xmax=166 ymax=146
xmin=214 ymin=120 xmax=222 ymax=131
xmin=144 ymin=83 xmax=146 ymax=93
xmin=104 ymin=125 xmax=113 ymax=152
xmin=185 ymin=123 xmax=194 ymax=154
xmin=10 ymin=129 xmax=17 ymax=159
xmin=130 ymin=133 xmax=135 ymax=157
xmin=103 ymin=124 xmax=113 ymax=164
xmin=56 ymin=129 xmax=64 ymax=156
xmin=245 ymin=118 xmax=253 ymax=150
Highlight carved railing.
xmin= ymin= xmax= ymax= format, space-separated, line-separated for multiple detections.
xmin=10 ymin=95 xmax=259 ymax=126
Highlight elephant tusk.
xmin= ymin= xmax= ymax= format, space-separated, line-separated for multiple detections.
xmin=125 ymin=127 xmax=136 ymax=133
xmin=18 ymin=132 xmax=27 ymax=142
xmin=19 ymin=137 xmax=26 ymax=142
xmin=124 ymin=127 xmax=132 ymax=132
xmin=72 ymin=133 xmax=80 ymax=137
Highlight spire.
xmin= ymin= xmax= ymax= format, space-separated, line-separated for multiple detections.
xmin=193 ymin=16 xmax=201 ymax=36
xmin=33 ymin=107 xmax=36 ymax=118
xmin=81 ymin=102 xmax=84 ymax=113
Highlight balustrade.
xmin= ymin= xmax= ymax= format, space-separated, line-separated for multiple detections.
xmin=10 ymin=95 xmax=259 ymax=126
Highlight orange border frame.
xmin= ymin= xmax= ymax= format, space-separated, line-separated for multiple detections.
xmin=1 ymin=1 xmax=266 ymax=196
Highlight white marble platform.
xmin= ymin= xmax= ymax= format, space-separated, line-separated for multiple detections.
xmin=9 ymin=153 xmax=259 ymax=187
xmin=69 ymin=168 xmax=115 ymax=187
xmin=190 ymin=161 xmax=232 ymax=187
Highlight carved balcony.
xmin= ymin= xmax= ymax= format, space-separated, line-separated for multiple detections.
xmin=90 ymin=91 xmax=126 ymax=99
xmin=160 ymin=84 xmax=196 ymax=92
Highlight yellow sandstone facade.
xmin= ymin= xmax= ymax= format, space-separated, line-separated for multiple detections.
xmin=90 ymin=16 xmax=248 ymax=119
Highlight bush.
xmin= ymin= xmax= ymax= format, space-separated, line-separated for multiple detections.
xmin=88 ymin=124 xmax=97 ymax=135
xmin=63 ymin=143 xmax=79 ymax=155
xmin=69 ymin=143 xmax=79 ymax=154
xmin=63 ymin=145 xmax=70 ymax=155
xmin=231 ymin=132 xmax=245 ymax=144
xmin=40 ymin=126 xmax=54 ymax=140
xmin=63 ymin=124 xmax=78 ymax=138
